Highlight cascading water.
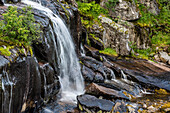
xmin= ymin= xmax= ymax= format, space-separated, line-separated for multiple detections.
xmin=1 ymin=67 xmax=14 ymax=113
xmin=22 ymin=0 xmax=84 ymax=103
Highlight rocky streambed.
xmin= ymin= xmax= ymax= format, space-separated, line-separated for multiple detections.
xmin=0 ymin=0 xmax=170 ymax=113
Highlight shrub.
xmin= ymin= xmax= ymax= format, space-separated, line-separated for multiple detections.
xmin=0 ymin=6 xmax=41 ymax=56
xmin=77 ymin=1 xmax=108 ymax=19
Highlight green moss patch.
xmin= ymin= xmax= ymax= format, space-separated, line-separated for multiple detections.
xmin=99 ymin=48 xmax=118 ymax=56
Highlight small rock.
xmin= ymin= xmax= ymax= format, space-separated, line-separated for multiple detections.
xmin=128 ymin=107 xmax=135 ymax=113
xmin=147 ymin=105 xmax=157 ymax=112
xmin=143 ymin=104 xmax=147 ymax=108
xmin=94 ymin=72 xmax=104 ymax=83
xmin=159 ymin=51 xmax=170 ymax=64
xmin=154 ymin=54 xmax=160 ymax=61
xmin=113 ymin=102 xmax=128 ymax=113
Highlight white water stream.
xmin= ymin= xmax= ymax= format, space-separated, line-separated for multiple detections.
xmin=22 ymin=0 xmax=84 ymax=103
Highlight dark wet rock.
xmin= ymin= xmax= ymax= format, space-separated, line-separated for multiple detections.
xmin=84 ymin=45 xmax=102 ymax=61
xmin=94 ymin=72 xmax=104 ymax=83
xmin=77 ymin=94 xmax=115 ymax=112
xmin=88 ymin=35 xmax=104 ymax=50
xmin=86 ymin=83 xmax=130 ymax=100
xmin=134 ymin=26 xmax=151 ymax=49
xmin=68 ymin=6 xmax=82 ymax=55
xmin=107 ymin=59 xmax=170 ymax=91
xmin=39 ymin=63 xmax=60 ymax=100
xmin=81 ymin=65 xmax=95 ymax=82
xmin=80 ymin=56 xmax=115 ymax=79
xmin=0 ymin=57 xmax=42 ymax=113
xmin=33 ymin=9 xmax=59 ymax=73
xmin=38 ymin=101 xmax=77 ymax=113
xmin=104 ymin=79 xmax=141 ymax=97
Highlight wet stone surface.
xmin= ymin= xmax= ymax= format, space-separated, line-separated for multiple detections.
xmin=77 ymin=94 xmax=115 ymax=112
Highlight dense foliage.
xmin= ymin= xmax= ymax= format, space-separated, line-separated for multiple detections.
xmin=77 ymin=1 xmax=108 ymax=19
xmin=137 ymin=0 xmax=170 ymax=47
xmin=0 ymin=6 xmax=41 ymax=56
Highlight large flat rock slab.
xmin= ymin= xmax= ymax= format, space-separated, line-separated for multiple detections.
xmin=86 ymin=83 xmax=130 ymax=100
xmin=107 ymin=59 xmax=170 ymax=91
xmin=77 ymin=94 xmax=115 ymax=112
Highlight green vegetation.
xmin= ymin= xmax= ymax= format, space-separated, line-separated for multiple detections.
xmin=133 ymin=0 xmax=170 ymax=59
xmin=129 ymin=42 xmax=153 ymax=59
xmin=78 ymin=1 xmax=108 ymax=46
xmin=89 ymin=33 xmax=104 ymax=45
xmin=137 ymin=0 xmax=170 ymax=45
xmin=77 ymin=1 xmax=108 ymax=19
xmin=77 ymin=1 xmax=108 ymax=28
xmin=0 ymin=6 xmax=41 ymax=56
xmin=99 ymin=48 xmax=118 ymax=56
xmin=105 ymin=0 xmax=119 ymax=12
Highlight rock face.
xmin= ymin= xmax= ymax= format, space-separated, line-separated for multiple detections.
xmin=98 ymin=16 xmax=151 ymax=55
xmin=0 ymin=57 xmax=41 ymax=113
xmin=77 ymin=94 xmax=115 ymax=112
xmin=99 ymin=15 xmax=130 ymax=55
xmin=0 ymin=56 xmax=61 ymax=113
xmin=100 ymin=0 xmax=140 ymax=21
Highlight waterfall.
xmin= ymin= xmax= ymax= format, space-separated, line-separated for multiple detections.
xmin=21 ymin=0 xmax=84 ymax=103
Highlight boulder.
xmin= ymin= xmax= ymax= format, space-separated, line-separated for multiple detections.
xmin=86 ymin=83 xmax=130 ymax=100
xmin=99 ymin=15 xmax=130 ymax=56
xmin=77 ymin=94 xmax=115 ymax=112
